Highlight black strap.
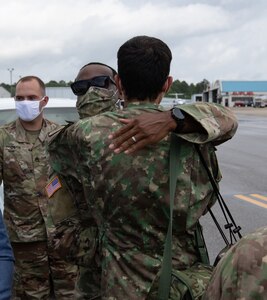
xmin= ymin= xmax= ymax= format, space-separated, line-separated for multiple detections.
xmin=194 ymin=144 xmax=242 ymax=244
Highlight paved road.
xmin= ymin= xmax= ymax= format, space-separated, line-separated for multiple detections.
xmin=201 ymin=107 xmax=267 ymax=263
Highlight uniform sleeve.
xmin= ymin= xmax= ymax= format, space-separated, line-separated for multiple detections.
xmin=0 ymin=210 xmax=14 ymax=299
xmin=176 ymin=102 xmax=238 ymax=145
xmin=48 ymin=125 xmax=79 ymax=179
xmin=65 ymin=120 xmax=95 ymax=201
xmin=48 ymin=122 xmax=92 ymax=192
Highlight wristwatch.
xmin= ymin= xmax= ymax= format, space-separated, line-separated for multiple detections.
xmin=171 ymin=107 xmax=185 ymax=132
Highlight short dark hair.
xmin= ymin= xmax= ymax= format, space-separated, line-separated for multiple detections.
xmin=80 ymin=62 xmax=117 ymax=78
xmin=117 ymin=36 xmax=172 ymax=101
xmin=16 ymin=76 xmax=46 ymax=95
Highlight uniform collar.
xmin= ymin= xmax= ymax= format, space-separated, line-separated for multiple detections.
xmin=126 ymin=101 xmax=161 ymax=111
xmin=15 ymin=118 xmax=48 ymax=143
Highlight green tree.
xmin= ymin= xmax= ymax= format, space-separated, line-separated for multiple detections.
xmin=195 ymin=79 xmax=210 ymax=93
xmin=58 ymin=80 xmax=67 ymax=87
xmin=45 ymin=80 xmax=73 ymax=87
xmin=166 ymin=78 xmax=210 ymax=99
xmin=46 ymin=80 xmax=59 ymax=87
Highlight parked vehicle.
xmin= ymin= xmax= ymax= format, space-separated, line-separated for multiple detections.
xmin=254 ymin=99 xmax=267 ymax=108
xmin=233 ymin=101 xmax=245 ymax=107
xmin=233 ymin=99 xmax=254 ymax=107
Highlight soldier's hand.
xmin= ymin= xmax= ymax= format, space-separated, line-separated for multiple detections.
xmin=109 ymin=111 xmax=176 ymax=154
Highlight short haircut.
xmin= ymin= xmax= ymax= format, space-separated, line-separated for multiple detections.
xmin=16 ymin=76 xmax=46 ymax=95
xmin=117 ymin=35 xmax=172 ymax=101
xmin=80 ymin=62 xmax=117 ymax=78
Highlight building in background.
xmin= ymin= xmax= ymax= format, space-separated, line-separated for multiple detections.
xmin=191 ymin=93 xmax=203 ymax=102
xmin=46 ymin=87 xmax=76 ymax=99
xmin=203 ymin=80 xmax=267 ymax=107
xmin=0 ymin=86 xmax=11 ymax=98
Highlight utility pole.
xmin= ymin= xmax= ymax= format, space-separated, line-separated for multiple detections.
xmin=7 ymin=68 xmax=14 ymax=97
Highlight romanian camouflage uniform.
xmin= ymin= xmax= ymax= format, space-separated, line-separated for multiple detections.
xmin=48 ymin=86 xmax=118 ymax=299
xmin=49 ymin=101 xmax=237 ymax=299
xmin=0 ymin=118 xmax=79 ymax=299
xmin=203 ymin=226 xmax=267 ymax=300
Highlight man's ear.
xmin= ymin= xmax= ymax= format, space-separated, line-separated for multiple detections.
xmin=162 ymin=76 xmax=173 ymax=93
xmin=115 ymin=74 xmax=124 ymax=99
xmin=42 ymin=96 xmax=49 ymax=107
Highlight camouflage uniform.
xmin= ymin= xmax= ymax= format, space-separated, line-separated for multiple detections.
xmin=49 ymin=101 xmax=237 ymax=299
xmin=0 ymin=118 xmax=79 ymax=299
xmin=203 ymin=226 xmax=267 ymax=300
xmin=48 ymin=86 xmax=118 ymax=299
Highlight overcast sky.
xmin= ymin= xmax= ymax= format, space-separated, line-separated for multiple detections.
xmin=1 ymin=0 xmax=267 ymax=85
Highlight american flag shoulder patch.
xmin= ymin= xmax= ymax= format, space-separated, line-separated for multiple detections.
xmin=45 ymin=175 xmax=62 ymax=198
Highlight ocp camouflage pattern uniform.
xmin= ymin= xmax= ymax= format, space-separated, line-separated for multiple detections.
xmin=48 ymin=86 xmax=118 ymax=299
xmin=49 ymin=101 xmax=238 ymax=299
xmin=203 ymin=226 xmax=267 ymax=300
xmin=0 ymin=118 xmax=79 ymax=299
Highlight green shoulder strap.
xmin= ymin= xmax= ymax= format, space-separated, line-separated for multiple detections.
xmin=158 ymin=135 xmax=211 ymax=299
xmin=158 ymin=134 xmax=195 ymax=300
xmin=157 ymin=133 xmax=177 ymax=299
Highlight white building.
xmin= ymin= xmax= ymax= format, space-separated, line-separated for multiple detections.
xmin=0 ymin=86 xmax=11 ymax=98
xmin=46 ymin=87 xmax=76 ymax=99
xmin=203 ymin=80 xmax=267 ymax=107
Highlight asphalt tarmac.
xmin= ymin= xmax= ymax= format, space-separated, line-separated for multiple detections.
xmin=201 ymin=106 xmax=267 ymax=264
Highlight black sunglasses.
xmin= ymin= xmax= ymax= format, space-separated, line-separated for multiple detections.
xmin=71 ymin=76 xmax=116 ymax=96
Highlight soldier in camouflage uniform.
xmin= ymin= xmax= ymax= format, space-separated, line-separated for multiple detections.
xmin=48 ymin=36 xmax=238 ymax=299
xmin=47 ymin=62 xmax=119 ymax=299
xmin=0 ymin=76 xmax=78 ymax=299
xmin=203 ymin=226 xmax=267 ymax=300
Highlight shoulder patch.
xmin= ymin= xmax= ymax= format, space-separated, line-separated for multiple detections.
xmin=45 ymin=175 xmax=62 ymax=198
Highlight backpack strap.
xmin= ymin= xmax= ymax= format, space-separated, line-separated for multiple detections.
xmin=194 ymin=144 xmax=242 ymax=244
xmin=195 ymin=222 xmax=210 ymax=265
xmin=158 ymin=133 xmax=178 ymax=299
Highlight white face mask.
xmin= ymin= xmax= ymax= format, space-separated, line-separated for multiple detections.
xmin=15 ymin=98 xmax=45 ymax=122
